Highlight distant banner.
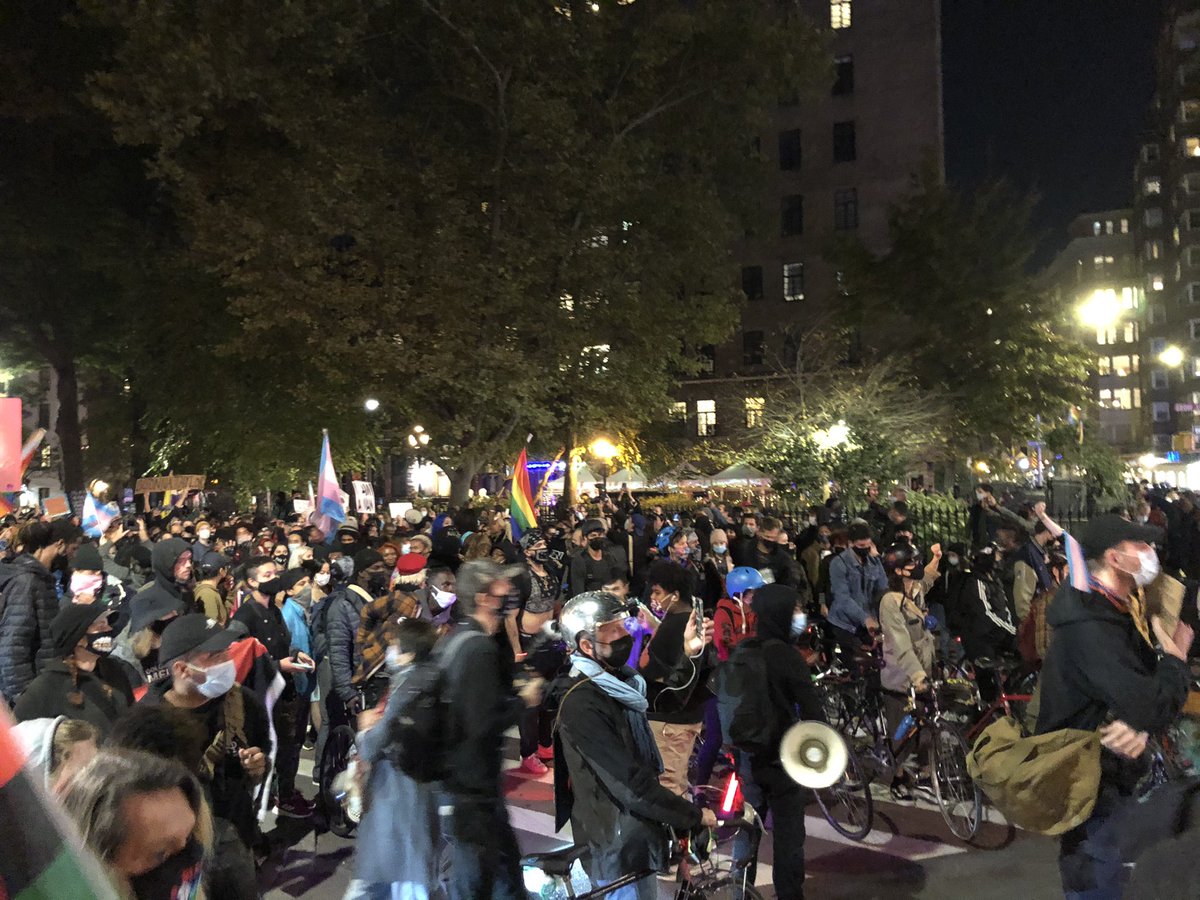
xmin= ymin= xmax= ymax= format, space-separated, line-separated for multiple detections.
xmin=134 ymin=475 xmax=205 ymax=496
xmin=42 ymin=494 xmax=70 ymax=519
xmin=352 ymin=481 xmax=376 ymax=514
xmin=293 ymin=498 xmax=313 ymax=515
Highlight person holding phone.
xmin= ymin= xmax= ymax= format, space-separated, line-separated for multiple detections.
xmin=638 ymin=560 xmax=714 ymax=800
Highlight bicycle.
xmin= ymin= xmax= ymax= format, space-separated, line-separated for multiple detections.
xmin=957 ymin=656 xmax=1037 ymax=747
xmin=520 ymin=811 xmax=765 ymax=900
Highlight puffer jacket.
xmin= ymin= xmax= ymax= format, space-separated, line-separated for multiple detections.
xmin=325 ymin=585 xmax=368 ymax=704
xmin=550 ymin=667 xmax=701 ymax=880
xmin=0 ymin=554 xmax=59 ymax=704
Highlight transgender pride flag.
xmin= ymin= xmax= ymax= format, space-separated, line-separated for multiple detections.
xmin=315 ymin=430 xmax=346 ymax=542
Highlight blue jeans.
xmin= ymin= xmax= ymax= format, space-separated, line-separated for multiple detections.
xmin=594 ymin=875 xmax=657 ymax=900
xmin=1059 ymin=785 xmax=1127 ymax=900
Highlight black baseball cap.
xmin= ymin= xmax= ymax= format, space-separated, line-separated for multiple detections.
xmin=1079 ymin=514 xmax=1163 ymax=560
xmin=159 ymin=614 xmax=239 ymax=664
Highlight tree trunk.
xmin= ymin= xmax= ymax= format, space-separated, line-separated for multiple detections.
xmin=563 ymin=425 xmax=577 ymax=505
xmin=54 ymin=360 xmax=85 ymax=494
xmin=448 ymin=458 xmax=479 ymax=506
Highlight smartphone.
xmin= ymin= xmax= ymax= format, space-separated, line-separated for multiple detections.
xmin=692 ymin=595 xmax=704 ymax=635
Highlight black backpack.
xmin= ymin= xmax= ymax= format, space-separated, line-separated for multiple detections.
xmin=716 ymin=638 xmax=780 ymax=755
xmin=383 ymin=627 xmax=483 ymax=783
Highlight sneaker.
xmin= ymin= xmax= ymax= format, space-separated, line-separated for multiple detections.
xmin=537 ymin=744 xmax=555 ymax=762
xmin=303 ymin=727 xmax=317 ymax=751
xmin=276 ymin=793 xmax=316 ymax=818
xmin=889 ymin=778 xmax=914 ymax=802
xmin=519 ymin=755 xmax=549 ymax=776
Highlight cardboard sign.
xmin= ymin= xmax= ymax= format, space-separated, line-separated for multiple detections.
xmin=388 ymin=501 xmax=412 ymax=520
xmin=339 ymin=489 xmax=351 ymax=512
xmin=42 ymin=494 xmax=70 ymax=519
xmin=1145 ymin=573 xmax=1186 ymax=634
xmin=293 ymin=498 xmax=313 ymax=515
xmin=0 ymin=398 xmax=22 ymax=492
xmin=352 ymin=480 xmax=376 ymax=514
xmin=134 ymin=475 xmax=205 ymax=496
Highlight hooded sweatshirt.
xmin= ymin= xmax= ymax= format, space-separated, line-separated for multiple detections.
xmin=135 ymin=538 xmax=192 ymax=613
xmin=744 ymin=584 xmax=825 ymax=762
xmin=12 ymin=716 xmax=67 ymax=791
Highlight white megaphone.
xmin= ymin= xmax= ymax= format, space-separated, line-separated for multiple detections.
xmin=779 ymin=721 xmax=849 ymax=790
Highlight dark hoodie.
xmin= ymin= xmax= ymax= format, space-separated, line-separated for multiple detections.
xmin=1037 ymin=581 xmax=1189 ymax=790
xmin=136 ymin=538 xmax=192 ymax=613
xmin=745 ymin=584 xmax=824 ymax=762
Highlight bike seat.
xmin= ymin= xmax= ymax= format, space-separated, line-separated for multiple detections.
xmin=520 ymin=844 xmax=589 ymax=879
xmin=973 ymin=655 xmax=1018 ymax=672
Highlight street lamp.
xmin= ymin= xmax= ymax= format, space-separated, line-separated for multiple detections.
xmin=590 ymin=437 xmax=619 ymax=496
xmin=1160 ymin=345 xmax=1185 ymax=369
xmin=364 ymin=398 xmax=381 ymax=413
xmin=1077 ymin=290 xmax=1121 ymax=330
xmin=406 ymin=425 xmax=430 ymax=449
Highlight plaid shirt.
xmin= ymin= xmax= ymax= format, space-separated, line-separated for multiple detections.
xmin=354 ymin=590 xmax=421 ymax=683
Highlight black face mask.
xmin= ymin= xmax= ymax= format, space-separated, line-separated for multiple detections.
xmin=84 ymin=631 xmax=115 ymax=656
xmin=597 ymin=634 xmax=634 ymax=670
xmin=853 ymin=546 xmax=871 ymax=559
xmin=587 ymin=536 xmax=606 ymax=550
xmin=366 ymin=570 xmax=390 ymax=597
xmin=128 ymin=835 xmax=204 ymax=900
xmin=256 ymin=577 xmax=282 ymax=596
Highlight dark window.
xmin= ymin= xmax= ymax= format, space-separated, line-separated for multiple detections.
xmin=778 ymin=129 xmax=802 ymax=170
xmin=743 ymin=330 xmax=766 ymax=367
xmin=833 ymin=55 xmax=854 ymax=95
xmin=833 ymin=120 xmax=857 ymax=162
xmin=699 ymin=345 xmax=716 ymax=374
xmin=834 ymin=188 xmax=858 ymax=230
xmin=781 ymin=194 xmax=804 ymax=236
xmin=741 ymin=265 xmax=764 ymax=301
xmin=37 ymin=402 xmax=50 ymax=430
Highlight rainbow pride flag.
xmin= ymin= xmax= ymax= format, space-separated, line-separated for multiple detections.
xmin=0 ymin=706 xmax=121 ymax=899
xmin=510 ymin=448 xmax=538 ymax=541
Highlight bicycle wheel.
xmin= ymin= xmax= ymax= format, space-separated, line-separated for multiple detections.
xmin=318 ymin=724 xmax=358 ymax=837
xmin=930 ymin=726 xmax=981 ymax=841
xmin=814 ymin=746 xmax=874 ymax=840
xmin=677 ymin=879 xmax=766 ymax=900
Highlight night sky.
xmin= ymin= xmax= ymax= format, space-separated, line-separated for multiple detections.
xmin=943 ymin=0 xmax=1165 ymax=265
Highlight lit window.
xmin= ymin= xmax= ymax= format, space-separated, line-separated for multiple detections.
xmin=1106 ymin=220 xmax=1115 ymax=235
xmin=1097 ymin=326 xmax=1115 ymax=346
xmin=1098 ymin=389 xmax=1113 ymax=404
xmin=671 ymin=401 xmax=687 ymax=421
xmin=1121 ymin=218 xmax=1130 ymax=233
xmin=830 ymin=0 xmax=851 ymax=29
xmin=783 ymin=262 xmax=805 ymax=302
xmin=1093 ymin=221 xmax=1102 ymax=237
xmin=744 ymin=397 xmax=765 ymax=429
xmin=1152 ymin=274 xmax=1165 ymax=291
xmin=1146 ymin=240 xmax=1163 ymax=260
xmin=697 ymin=400 xmax=717 ymax=436
xmin=1146 ymin=208 xmax=1164 ymax=227
xmin=834 ymin=188 xmax=858 ymax=229
xmin=1154 ymin=402 xmax=1171 ymax=422
xmin=1187 ymin=137 xmax=1200 ymax=157
xmin=1113 ymin=388 xmax=1134 ymax=410
xmin=1121 ymin=287 xmax=1138 ymax=309
xmin=1113 ymin=355 xmax=1139 ymax=376
xmin=1093 ymin=255 xmax=1114 ymax=270
xmin=1098 ymin=356 xmax=1112 ymax=375
xmin=1194 ymin=357 xmax=1200 ymax=378
xmin=1124 ymin=321 xmax=1139 ymax=343
xmin=1145 ymin=176 xmax=1163 ymax=195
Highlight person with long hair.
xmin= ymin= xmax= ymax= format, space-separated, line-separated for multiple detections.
xmin=14 ymin=601 xmax=133 ymax=735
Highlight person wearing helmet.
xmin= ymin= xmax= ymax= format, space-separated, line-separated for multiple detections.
xmin=713 ymin=567 xmax=766 ymax=662
xmin=551 ymin=591 xmax=716 ymax=898
xmin=878 ymin=542 xmax=941 ymax=800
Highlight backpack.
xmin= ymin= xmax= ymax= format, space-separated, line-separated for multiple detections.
xmin=715 ymin=638 xmax=781 ymax=755
xmin=383 ymin=627 xmax=484 ymax=783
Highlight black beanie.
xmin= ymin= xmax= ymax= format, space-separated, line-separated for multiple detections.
xmin=72 ymin=542 xmax=104 ymax=573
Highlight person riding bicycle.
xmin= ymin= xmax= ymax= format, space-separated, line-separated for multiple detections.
xmin=827 ymin=522 xmax=888 ymax=676
xmin=713 ymin=566 xmax=765 ymax=662
xmin=878 ymin=541 xmax=941 ymax=800
xmin=551 ymin=591 xmax=716 ymax=900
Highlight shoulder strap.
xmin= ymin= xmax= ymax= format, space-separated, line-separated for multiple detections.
xmin=552 ymin=675 xmax=595 ymax=738
xmin=199 ymin=684 xmax=246 ymax=780
xmin=346 ymin=584 xmax=373 ymax=605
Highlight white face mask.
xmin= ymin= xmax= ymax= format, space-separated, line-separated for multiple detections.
xmin=189 ymin=660 xmax=236 ymax=699
xmin=197 ymin=529 xmax=211 ymax=542
xmin=1121 ymin=548 xmax=1160 ymax=588
xmin=975 ymin=491 xmax=986 ymax=502
xmin=791 ymin=612 xmax=808 ymax=636
xmin=385 ymin=645 xmax=406 ymax=673
xmin=315 ymin=572 xmax=331 ymax=587
xmin=432 ymin=586 xmax=457 ymax=609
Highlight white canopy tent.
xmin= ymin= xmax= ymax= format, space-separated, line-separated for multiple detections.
xmin=707 ymin=462 xmax=772 ymax=488
xmin=606 ymin=466 xmax=651 ymax=490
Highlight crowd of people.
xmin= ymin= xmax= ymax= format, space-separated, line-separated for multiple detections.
xmin=0 ymin=476 xmax=1198 ymax=899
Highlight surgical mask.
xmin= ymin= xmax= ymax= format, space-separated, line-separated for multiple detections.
xmin=197 ymin=529 xmax=211 ymax=542
xmin=946 ymin=554 xmax=960 ymax=568
xmin=791 ymin=613 xmax=808 ymax=637
xmin=712 ymin=543 xmax=728 ymax=555
xmin=975 ymin=491 xmax=986 ymax=502
xmin=69 ymin=572 xmax=104 ymax=598
xmin=742 ymin=524 xmax=757 ymax=537
xmin=315 ymin=572 xmax=331 ymax=587
xmin=1123 ymin=548 xmax=1160 ymax=587
xmin=432 ymin=586 xmax=457 ymax=609
xmin=190 ymin=660 xmax=236 ymax=699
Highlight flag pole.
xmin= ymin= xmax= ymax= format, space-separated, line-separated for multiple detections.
xmin=532 ymin=447 xmax=565 ymax=508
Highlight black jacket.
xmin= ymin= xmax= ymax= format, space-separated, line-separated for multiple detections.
xmin=551 ymin=670 xmax=701 ymax=879
xmin=731 ymin=541 xmax=809 ymax=598
xmin=947 ymin=573 xmax=1017 ymax=660
xmin=0 ymin=553 xmax=59 ymax=704
xmin=12 ymin=657 xmax=134 ymax=735
xmin=567 ymin=547 xmax=625 ymax=599
xmin=134 ymin=538 xmax=191 ymax=621
xmin=749 ymin=584 xmax=825 ymax=762
xmin=441 ymin=620 xmax=523 ymax=799
xmin=1037 ymin=581 xmax=1190 ymax=790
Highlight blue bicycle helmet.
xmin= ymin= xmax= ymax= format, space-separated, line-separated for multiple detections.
xmin=726 ymin=566 xmax=766 ymax=598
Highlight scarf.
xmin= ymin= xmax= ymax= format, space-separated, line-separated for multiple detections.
xmin=570 ymin=653 xmax=663 ymax=774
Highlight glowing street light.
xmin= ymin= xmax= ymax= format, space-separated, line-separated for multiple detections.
xmin=364 ymin=398 xmax=381 ymax=412
xmin=407 ymin=425 xmax=430 ymax=449
xmin=589 ymin=437 xmax=619 ymax=461
xmin=1077 ymin=289 xmax=1122 ymax=329
xmin=813 ymin=420 xmax=853 ymax=451
xmin=1160 ymin=345 xmax=1185 ymax=368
